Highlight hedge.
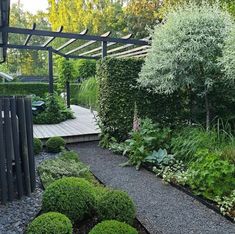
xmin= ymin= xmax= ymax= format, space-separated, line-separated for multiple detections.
xmin=0 ymin=82 xmax=79 ymax=103
xmin=97 ymin=58 xmax=187 ymax=141
xmin=0 ymin=82 xmax=50 ymax=97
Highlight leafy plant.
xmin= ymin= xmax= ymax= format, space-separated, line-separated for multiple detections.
xmin=26 ymin=212 xmax=73 ymax=234
xmin=153 ymin=160 xmax=187 ymax=185
xmin=122 ymin=118 xmax=171 ymax=170
xmin=89 ymin=220 xmax=138 ymax=234
xmin=38 ymin=151 xmax=96 ymax=188
xmin=215 ymin=190 xmax=235 ymax=221
xmin=144 ymin=148 xmax=174 ymax=166
xmin=186 ymin=149 xmax=235 ymax=200
xmin=33 ymin=93 xmax=74 ymax=124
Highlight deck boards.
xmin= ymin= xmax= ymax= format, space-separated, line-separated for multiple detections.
xmin=33 ymin=105 xmax=100 ymax=142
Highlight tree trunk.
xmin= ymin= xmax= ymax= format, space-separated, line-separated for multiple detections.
xmin=205 ymin=91 xmax=210 ymax=131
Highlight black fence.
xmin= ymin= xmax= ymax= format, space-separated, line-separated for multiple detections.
xmin=0 ymin=96 xmax=35 ymax=204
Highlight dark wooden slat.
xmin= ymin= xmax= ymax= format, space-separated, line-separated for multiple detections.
xmin=25 ymin=97 xmax=36 ymax=191
xmin=0 ymin=99 xmax=8 ymax=204
xmin=10 ymin=98 xmax=24 ymax=198
xmin=3 ymin=98 xmax=14 ymax=201
xmin=17 ymin=98 xmax=31 ymax=196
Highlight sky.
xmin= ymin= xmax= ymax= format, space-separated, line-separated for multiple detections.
xmin=11 ymin=0 xmax=49 ymax=14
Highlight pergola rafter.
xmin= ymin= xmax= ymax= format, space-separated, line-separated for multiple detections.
xmin=42 ymin=26 xmax=63 ymax=47
xmin=79 ymin=34 xmax=133 ymax=56
xmin=24 ymin=23 xmax=36 ymax=46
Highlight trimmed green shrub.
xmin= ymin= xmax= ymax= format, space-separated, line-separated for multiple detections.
xmin=96 ymin=190 xmax=136 ymax=224
xmin=38 ymin=151 xmax=97 ymax=188
xmin=89 ymin=220 xmax=138 ymax=234
xmin=26 ymin=212 xmax=72 ymax=234
xmin=97 ymin=58 xmax=186 ymax=142
xmin=46 ymin=137 xmax=65 ymax=153
xmin=42 ymin=177 xmax=96 ymax=222
xmin=33 ymin=138 xmax=43 ymax=155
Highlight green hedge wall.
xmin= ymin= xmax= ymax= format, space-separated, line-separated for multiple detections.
xmin=0 ymin=82 xmax=79 ymax=104
xmin=97 ymin=58 xmax=187 ymax=141
xmin=0 ymin=82 xmax=50 ymax=97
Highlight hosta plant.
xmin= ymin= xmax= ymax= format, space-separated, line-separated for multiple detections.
xmin=144 ymin=148 xmax=175 ymax=166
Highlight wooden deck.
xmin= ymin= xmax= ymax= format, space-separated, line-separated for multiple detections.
xmin=33 ymin=105 xmax=100 ymax=143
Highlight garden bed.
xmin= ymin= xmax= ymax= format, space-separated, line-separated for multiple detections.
xmin=25 ymin=148 xmax=149 ymax=234
xmin=143 ymin=162 xmax=235 ymax=223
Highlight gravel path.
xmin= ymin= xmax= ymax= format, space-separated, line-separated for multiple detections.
xmin=0 ymin=152 xmax=57 ymax=234
xmin=69 ymin=142 xmax=235 ymax=234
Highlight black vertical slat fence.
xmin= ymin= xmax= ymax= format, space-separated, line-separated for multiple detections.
xmin=0 ymin=96 xmax=35 ymax=204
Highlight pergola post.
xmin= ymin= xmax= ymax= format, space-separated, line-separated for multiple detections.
xmin=66 ymin=58 xmax=71 ymax=108
xmin=102 ymin=41 xmax=107 ymax=59
xmin=48 ymin=47 xmax=54 ymax=94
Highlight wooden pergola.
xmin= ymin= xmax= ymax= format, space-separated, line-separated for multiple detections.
xmin=0 ymin=0 xmax=150 ymax=106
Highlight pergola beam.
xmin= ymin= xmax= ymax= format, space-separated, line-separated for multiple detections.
xmin=24 ymin=23 xmax=36 ymax=46
xmin=65 ymin=31 xmax=111 ymax=56
xmin=0 ymin=44 xmax=98 ymax=60
xmin=3 ymin=27 xmax=149 ymax=45
xmin=42 ymin=26 xmax=63 ymax=47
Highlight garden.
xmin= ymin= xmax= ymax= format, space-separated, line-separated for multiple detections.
xmin=1 ymin=0 xmax=235 ymax=234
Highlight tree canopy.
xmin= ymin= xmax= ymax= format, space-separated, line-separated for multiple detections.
xmin=138 ymin=1 xmax=234 ymax=129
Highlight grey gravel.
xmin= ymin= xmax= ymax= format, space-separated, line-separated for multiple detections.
xmin=69 ymin=142 xmax=235 ymax=234
xmin=0 ymin=151 xmax=58 ymax=234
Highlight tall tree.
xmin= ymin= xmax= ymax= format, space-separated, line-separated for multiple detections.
xmin=124 ymin=0 xmax=161 ymax=38
xmin=158 ymin=0 xmax=235 ymax=19
xmin=48 ymin=0 xmax=125 ymax=35
xmin=138 ymin=2 xmax=233 ymax=130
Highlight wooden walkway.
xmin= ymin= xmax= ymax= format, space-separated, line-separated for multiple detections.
xmin=33 ymin=105 xmax=100 ymax=143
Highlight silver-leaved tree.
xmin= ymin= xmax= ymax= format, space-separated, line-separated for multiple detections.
xmin=138 ymin=1 xmax=234 ymax=130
